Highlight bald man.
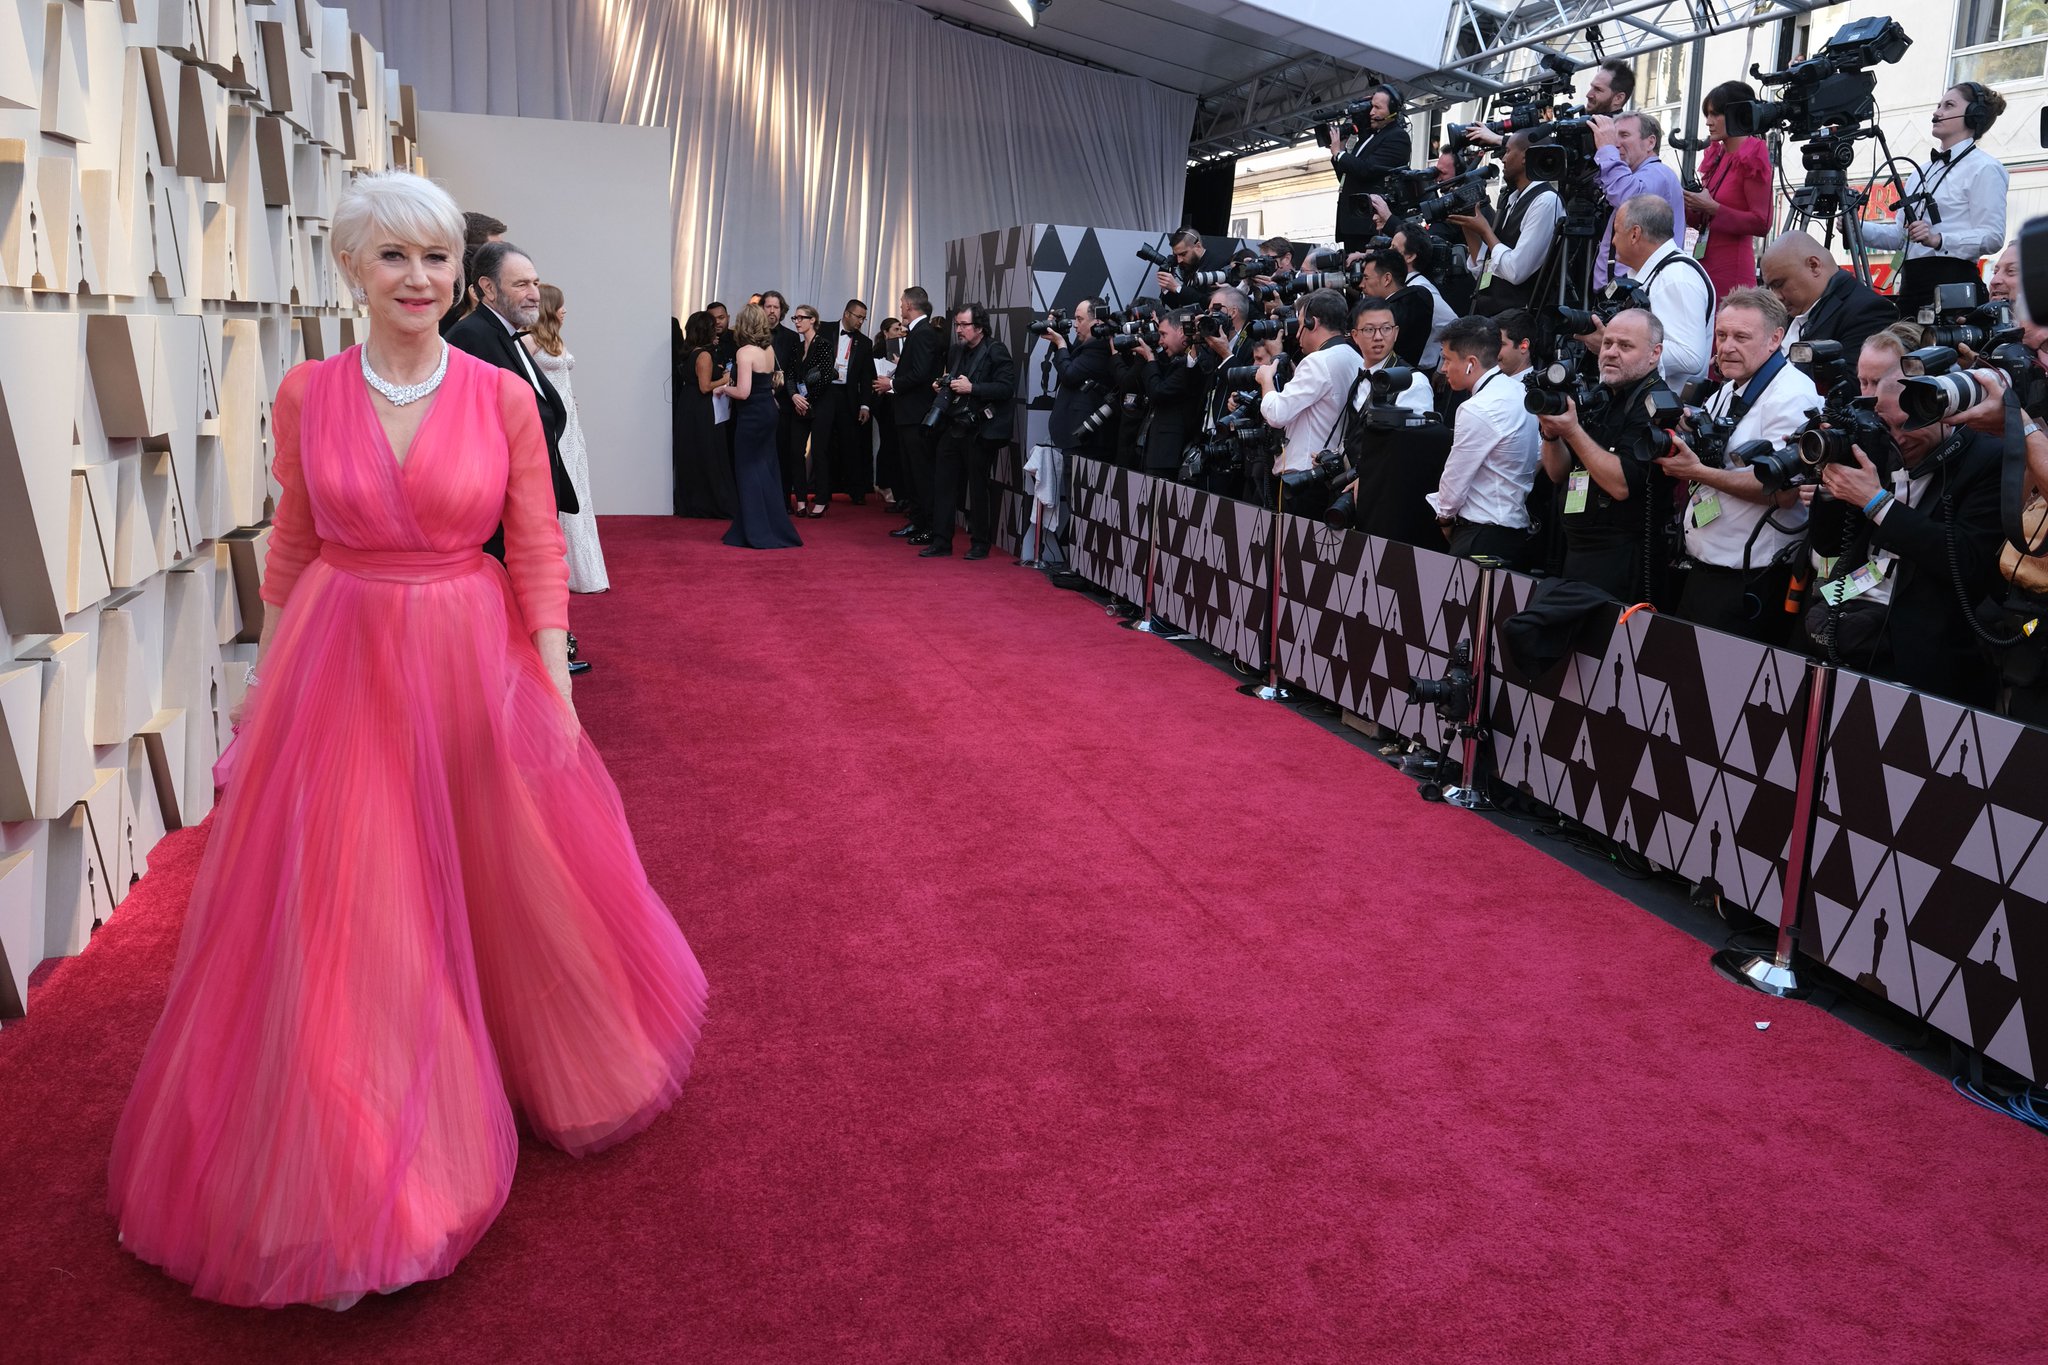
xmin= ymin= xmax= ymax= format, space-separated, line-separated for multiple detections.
xmin=1760 ymin=231 xmax=1897 ymax=361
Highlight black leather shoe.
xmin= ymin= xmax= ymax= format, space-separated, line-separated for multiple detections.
xmin=851 ymin=495 xmax=866 ymax=506
xmin=886 ymin=500 xmax=909 ymax=514
xmin=906 ymin=532 xmax=932 ymax=545
xmin=890 ymin=523 xmax=920 ymax=538
xmin=918 ymin=545 xmax=952 ymax=558
xmin=964 ymin=545 xmax=989 ymax=561
xmin=568 ymin=659 xmax=593 ymax=675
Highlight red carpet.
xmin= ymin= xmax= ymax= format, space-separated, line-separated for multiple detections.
xmin=5 ymin=506 xmax=2048 ymax=1364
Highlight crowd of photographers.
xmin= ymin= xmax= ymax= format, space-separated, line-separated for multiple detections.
xmin=1028 ymin=17 xmax=2048 ymax=720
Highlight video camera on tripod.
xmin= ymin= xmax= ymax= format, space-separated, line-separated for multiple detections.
xmin=1445 ymin=52 xmax=1581 ymax=150
xmin=1415 ymin=164 xmax=1500 ymax=226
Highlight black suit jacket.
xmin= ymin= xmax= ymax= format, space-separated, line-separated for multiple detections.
xmin=809 ymin=322 xmax=877 ymax=411
xmin=946 ymin=338 xmax=1017 ymax=444
xmin=1332 ymin=123 xmax=1412 ymax=243
xmin=893 ymin=316 xmax=948 ymax=427
xmin=1139 ymin=350 xmax=1213 ymax=472
xmin=1049 ymin=337 xmax=1118 ymax=451
xmin=1799 ymin=269 xmax=1898 ymax=363
xmin=770 ymin=325 xmax=805 ymax=407
xmin=445 ymin=308 xmax=578 ymax=515
xmin=1387 ymin=284 xmax=1436 ymax=368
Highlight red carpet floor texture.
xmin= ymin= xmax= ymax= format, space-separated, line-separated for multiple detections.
xmin=5 ymin=506 xmax=2048 ymax=1365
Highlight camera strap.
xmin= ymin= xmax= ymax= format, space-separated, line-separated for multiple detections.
xmin=2002 ymin=385 xmax=2048 ymax=557
xmin=1640 ymin=248 xmax=1717 ymax=321
xmin=1724 ymin=351 xmax=1789 ymax=427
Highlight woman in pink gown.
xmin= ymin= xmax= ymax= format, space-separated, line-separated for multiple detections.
xmin=106 ymin=171 xmax=707 ymax=1310
xmin=1683 ymin=80 xmax=1775 ymax=299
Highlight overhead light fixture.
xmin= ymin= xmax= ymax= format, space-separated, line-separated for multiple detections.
xmin=1008 ymin=0 xmax=1051 ymax=26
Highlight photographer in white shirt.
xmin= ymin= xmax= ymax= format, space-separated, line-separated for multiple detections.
xmin=1652 ymin=287 xmax=1818 ymax=642
xmin=1428 ymin=316 xmax=1541 ymax=561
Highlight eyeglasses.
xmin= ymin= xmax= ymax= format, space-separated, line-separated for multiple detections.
xmin=1353 ymin=323 xmax=1398 ymax=337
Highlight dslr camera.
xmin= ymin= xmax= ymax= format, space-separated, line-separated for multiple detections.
xmin=1750 ymin=386 xmax=1898 ymax=493
xmin=1920 ymin=283 xmax=2013 ymax=352
xmin=1027 ymin=307 xmax=1068 ymax=339
xmin=1523 ymin=361 xmax=1589 ymax=418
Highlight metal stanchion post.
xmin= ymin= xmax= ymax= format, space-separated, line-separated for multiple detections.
xmin=1123 ymin=477 xmax=1186 ymax=637
xmin=1236 ymin=481 xmax=1291 ymax=702
xmin=1711 ymin=661 xmax=1833 ymax=999
xmin=1018 ymin=493 xmax=1047 ymax=569
xmin=1440 ymin=566 xmax=1496 ymax=811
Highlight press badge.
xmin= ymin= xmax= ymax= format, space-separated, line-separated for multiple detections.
xmin=1690 ymin=491 xmax=1722 ymax=527
xmin=1564 ymin=470 xmax=1590 ymax=514
xmin=1820 ymin=559 xmax=1888 ymax=606
xmin=1690 ymin=228 xmax=1710 ymax=261
xmin=1478 ymin=249 xmax=1496 ymax=292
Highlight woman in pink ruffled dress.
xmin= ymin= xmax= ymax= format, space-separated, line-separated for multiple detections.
xmin=106 ymin=171 xmax=706 ymax=1310
xmin=1684 ymin=80 xmax=1775 ymax=299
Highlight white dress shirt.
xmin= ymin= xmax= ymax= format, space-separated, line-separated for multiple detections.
xmin=1860 ymin=139 xmax=2010 ymax=265
xmin=492 ymin=306 xmax=544 ymax=390
xmin=1261 ymin=339 xmax=1365 ymax=474
xmin=1621 ymin=239 xmax=1715 ymax=387
xmin=1349 ymin=357 xmax=1434 ymax=418
xmin=1427 ymin=368 xmax=1540 ymax=527
xmin=1681 ymin=358 xmax=1819 ymax=569
xmin=1469 ymin=182 xmax=1563 ymax=288
xmin=1415 ymin=273 xmax=1456 ymax=369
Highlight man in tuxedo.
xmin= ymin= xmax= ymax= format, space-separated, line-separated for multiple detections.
xmin=1326 ymin=85 xmax=1410 ymax=252
xmin=760 ymin=290 xmax=807 ymax=503
xmin=877 ymin=285 xmax=946 ymax=542
xmin=446 ymin=240 xmax=588 ymax=671
xmin=708 ymin=301 xmax=735 ymax=373
xmin=441 ymin=211 xmax=506 ymax=336
xmin=1762 ymin=230 xmax=1899 ymax=361
xmin=923 ymin=303 xmax=1015 ymax=560
xmin=800 ymin=300 xmax=876 ymax=514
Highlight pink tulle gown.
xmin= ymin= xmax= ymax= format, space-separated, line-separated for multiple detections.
xmin=107 ymin=347 xmax=707 ymax=1309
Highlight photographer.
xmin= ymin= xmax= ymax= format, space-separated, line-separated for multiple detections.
xmin=1043 ymin=297 xmax=1119 ymax=459
xmin=1450 ymin=131 xmax=1562 ymax=318
xmin=1250 ymin=289 xmax=1364 ymax=504
xmin=1592 ymin=195 xmax=1714 ymax=388
xmin=1327 ymin=85 xmax=1411 ymax=252
xmin=1331 ymin=295 xmax=1438 ymax=533
xmin=1536 ymin=308 xmax=1669 ymax=603
xmin=1153 ymin=227 xmax=1214 ymax=309
xmin=1428 ymin=316 xmax=1542 ymax=561
xmin=1796 ymin=332 xmax=2004 ymax=705
xmin=1762 ymin=230 xmax=1898 ymax=361
xmin=923 ymin=304 xmax=1016 ymax=561
xmin=1855 ymin=82 xmax=2010 ymax=314
xmin=1458 ymin=57 xmax=1635 ymax=152
xmin=1127 ymin=309 xmax=1212 ymax=479
xmin=1654 ymin=289 xmax=1818 ymax=642
xmin=1389 ymin=221 xmax=1462 ymax=359
xmin=1589 ymin=113 xmax=1687 ymax=291
xmin=1357 ymin=249 xmax=1436 ymax=371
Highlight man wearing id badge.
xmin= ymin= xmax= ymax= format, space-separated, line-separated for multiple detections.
xmin=1797 ymin=332 xmax=2004 ymax=707
xmin=1534 ymin=308 xmax=1667 ymax=602
xmin=1653 ymin=289 xmax=1817 ymax=642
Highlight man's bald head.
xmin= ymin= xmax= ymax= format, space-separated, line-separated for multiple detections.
xmin=1760 ymin=230 xmax=1835 ymax=318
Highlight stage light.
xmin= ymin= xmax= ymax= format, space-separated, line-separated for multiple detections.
xmin=1008 ymin=0 xmax=1051 ymax=27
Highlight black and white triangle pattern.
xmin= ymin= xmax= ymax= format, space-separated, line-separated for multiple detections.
xmin=1066 ymin=457 xmax=1155 ymax=604
xmin=1149 ymin=482 xmax=1270 ymax=668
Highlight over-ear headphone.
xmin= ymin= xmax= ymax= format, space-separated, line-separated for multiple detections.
xmin=1958 ymin=81 xmax=1991 ymax=136
xmin=1369 ymin=84 xmax=1406 ymax=128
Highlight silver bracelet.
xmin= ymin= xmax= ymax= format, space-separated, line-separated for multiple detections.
xmin=243 ymin=663 xmax=260 ymax=688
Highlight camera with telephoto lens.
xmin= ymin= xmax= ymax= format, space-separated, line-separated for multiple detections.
xmin=1749 ymin=385 xmax=1898 ymax=493
xmin=1415 ymin=164 xmax=1500 ymax=225
xmin=1073 ymin=397 xmax=1119 ymax=440
xmin=1111 ymin=315 xmax=1160 ymax=353
xmin=1407 ymin=640 xmax=1476 ymax=719
xmin=1135 ymin=243 xmax=1178 ymax=271
xmin=1028 ymin=308 xmax=1068 ymax=338
xmin=1920 ymin=284 xmax=2013 ymax=352
xmin=1381 ymin=166 xmax=1443 ymax=220
xmin=1193 ymin=305 xmax=1233 ymax=340
xmin=1279 ymin=445 xmax=1351 ymax=495
xmin=1285 ymin=261 xmax=1367 ymax=299
xmin=1723 ymin=16 xmax=1910 ymax=139
xmin=1896 ymin=344 xmax=1991 ymax=429
xmin=1221 ymin=354 xmax=1293 ymax=389
xmin=1523 ymin=361 xmax=1588 ymax=417
xmin=1244 ymin=315 xmax=1299 ymax=343
xmin=1230 ymin=254 xmax=1280 ymax=283
xmin=922 ymin=373 xmax=969 ymax=430
xmin=1631 ymin=387 xmax=1727 ymax=463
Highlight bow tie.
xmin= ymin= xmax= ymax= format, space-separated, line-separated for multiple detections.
xmin=1929 ymin=147 xmax=1952 ymax=165
xmin=512 ymin=328 xmax=532 ymax=339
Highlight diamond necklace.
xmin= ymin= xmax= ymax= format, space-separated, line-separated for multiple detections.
xmin=361 ymin=342 xmax=449 ymax=406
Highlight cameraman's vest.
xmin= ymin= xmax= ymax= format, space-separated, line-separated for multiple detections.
xmin=1474 ymin=182 xmax=1562 ymax=316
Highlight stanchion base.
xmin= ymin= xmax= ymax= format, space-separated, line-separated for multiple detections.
xmin=1440 ymin=785 xmax=1493 ymax=811
xmin=1710 ymin=947 xmax=1812 ymax=999
xmin=1236 ymin=681 xmax=1293 ymax=702
xmin=1122 ymin=615 xmax=1190 ymax=638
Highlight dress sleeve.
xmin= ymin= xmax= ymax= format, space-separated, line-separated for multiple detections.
xmin=260 ymin=362 xmax=322 ymax=610
xmin=497 ymin=372 xmax=571 ymax=634
xmin=1712 ymin=140 xmax=1775 ymax=237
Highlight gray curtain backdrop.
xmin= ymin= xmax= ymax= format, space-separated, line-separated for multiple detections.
xmin=336 ymin=0 xmax=1194 ymax=317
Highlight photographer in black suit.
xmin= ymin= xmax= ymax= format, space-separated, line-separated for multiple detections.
xmin=1326 ymin=85 xmax=1411 ymax=252
xmin=1043 ymin=298 xmax=1119 ymax=458
xmin=446 ymin=240 xmax=586 ymax=670
xmin=878 ymin=286 xmax=947 ymax=543
xmin=1126 ymin=309 xmax=1210 ymax=478
xmin=923 ymin=304 xmax=1016 ymax=561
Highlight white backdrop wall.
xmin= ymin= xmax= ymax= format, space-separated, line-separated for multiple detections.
xmin=335 ymin=0 xmax=1195 ymax=319
xmin=419 ymin=112 xmax=673 ymax=517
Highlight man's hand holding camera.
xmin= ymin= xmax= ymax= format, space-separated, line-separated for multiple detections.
xmin=948 ymin=374 xmax=975 ymax=396
xmin=1535 ymin=397 xmax=1580 ymax=443
xmin=1819 ymin=445 xmax=1885 ymax=509
xmin=1652 ymin=430 xmax=1709 ymax=483
xmin=1155 ymin=269 xmax=1180 ymax=295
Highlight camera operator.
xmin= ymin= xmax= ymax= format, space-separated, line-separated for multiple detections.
xmin=1330 ymin=295 xmax=1438 ymax=529
xmin=1762 ymin=230 xmax=1898 ymax=362
xmin=1389 ymin=221 xmax=1461 ymax=361
xmin=1124 ymin=309 xmax=1212 ymax=480
xmin=1582 ymin=195 xmax=1714 ymax=388
xmin=1153 ymin=227 xmax=1214 ymax=309
xmin=1357 ymin=249 xmax=1436 ymax=371
xmin=1249 ymin=289 xmax=1364 ymax=506
xmin=1653 ymin=289 xmax=1818 ymax=642
xmin=1043 ymin=297 xmax=1118 ymax=459
xmin=1796 ymin=331 xmax=2004 ymax=705
xmin=1450 ymin=130 xmax=1563 ymax=318
xmin=1536 ymin=308 xmax=1670 ymax=603
xmin=1589 ymin=113 xmax=1687 ymax=291
xmin=1327 ymin=85 xmax=1411 ymax=252
xmin=1427 ymin=316 xmax=1542 ymax=561
xmin=923 ymin=304 xmax=1016 ymax=561
xmin=1458 ymin=57 xmax=1635 ymax=153
xmin=1854 ymin=82 xmax=2010 ymax=314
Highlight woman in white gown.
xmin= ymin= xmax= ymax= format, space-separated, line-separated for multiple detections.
xmin=527 ymin=284 xmax=610 ymax=592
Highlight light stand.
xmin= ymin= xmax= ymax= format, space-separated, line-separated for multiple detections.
xmin=1121 ymin=477 xmax=1190 ymax=638
xmin=1711 ymin=660 xmax=1833 ymax=999
xmin=1236 ymin=479 xmax=1291 ymax=702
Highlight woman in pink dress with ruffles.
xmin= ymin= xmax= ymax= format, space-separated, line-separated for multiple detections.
xmin=106 ymin=171 xmax=707 ymax=1310
xmin=1684 ymin=80 xmax=1775 ymax=299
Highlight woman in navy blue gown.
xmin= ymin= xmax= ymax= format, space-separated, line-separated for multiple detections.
xmin=720 ymin=303 xmax=802 ymax=550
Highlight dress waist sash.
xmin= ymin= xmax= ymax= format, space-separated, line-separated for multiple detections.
xmin=320 ymin=545 xmax=489 ymax=584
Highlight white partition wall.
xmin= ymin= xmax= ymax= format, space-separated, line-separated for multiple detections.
xmin=417 ymin=112 xmax=675 ymax=517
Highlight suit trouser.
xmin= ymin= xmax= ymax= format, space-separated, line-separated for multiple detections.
xmin=807 ymin=386 xmax=858 ymax=503
xmin=1447 ymin=520 xmax=1532 ymax=565
xmin=931 ymin=427 xmax=998 ymax=552
xmin=776 ymin=399 xmax=803 ymax=498
xmin=897 ymin=422 xmax=936 ymax=530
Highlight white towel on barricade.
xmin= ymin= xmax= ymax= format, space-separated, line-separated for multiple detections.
xmin=1020 ymin=444 xmax=1066 ymax=565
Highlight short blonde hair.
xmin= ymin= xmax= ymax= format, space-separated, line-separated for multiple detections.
xmin=732 ymin=303 xmax=774 ymax=348
xmin=1719 ymin=286 xmax=1788 ymax=334
xmin=331 ymin=170 xmax=465 ymax=269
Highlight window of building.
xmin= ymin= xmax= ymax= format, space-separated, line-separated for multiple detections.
xmin=1952 ymin=0 xmax=2048 ymax=86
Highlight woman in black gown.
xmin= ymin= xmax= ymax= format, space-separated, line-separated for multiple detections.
xmin=673 ymin=310 xmax=739 ymax=518
xmin=721 ymin=303 xmax=803 ymax=550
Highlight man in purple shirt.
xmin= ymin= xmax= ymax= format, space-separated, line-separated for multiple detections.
xmin=1589 ymin=112 xmax=1686 ymax=289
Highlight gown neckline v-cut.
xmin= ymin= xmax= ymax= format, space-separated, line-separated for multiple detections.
xmin=356 ymin=344 xmax=448 ymax=473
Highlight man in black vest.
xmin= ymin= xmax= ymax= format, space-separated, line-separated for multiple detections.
xmin=446 ymin=240 xmax=588 ymax=671
xmin=1327 ymin=85 xmax=1411 ymax=253
xmin=923 ymin=304 xmax=1016 ymax=560
xmin=1448 ymin=131 xmax=1564 ymax=317
xmin=878 ymin=285 xmax=948 ymax=542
